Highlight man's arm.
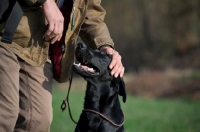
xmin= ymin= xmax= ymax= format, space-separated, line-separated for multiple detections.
xmin=42 ymin=0 xmax=64 ymax=44
xmin=79 ymin=0 xmax=114 ymax=49
xmin=17 ymin=0 xmax=63 ymax=44
xmin=79 ymin=0 xmax=124 ymax=78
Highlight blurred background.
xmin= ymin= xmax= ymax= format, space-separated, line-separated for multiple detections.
xmin=104 ymin=0 xmax=200 ymax=99
xmin=51 ymin=0 xmax=200 ymax=132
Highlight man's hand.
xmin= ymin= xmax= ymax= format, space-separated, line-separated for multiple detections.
xmin=42 ymin=0 xmax=64 ymax=44
xmin=100 ymin=46 xmax=125 ymax=78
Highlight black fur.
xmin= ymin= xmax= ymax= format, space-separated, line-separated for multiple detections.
xmin=72 ymin=43 xmax=126 ymax=132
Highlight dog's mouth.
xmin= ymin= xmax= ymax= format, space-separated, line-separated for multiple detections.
xmin=73 ymin=53 xmax=100 ymax=75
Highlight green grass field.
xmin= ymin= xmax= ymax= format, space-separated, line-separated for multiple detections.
xmin=50 ymin=87 xmax=200 ymax=132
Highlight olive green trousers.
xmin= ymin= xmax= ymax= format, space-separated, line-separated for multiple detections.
xmin=0 ymin=45 xmax=53 ymax=132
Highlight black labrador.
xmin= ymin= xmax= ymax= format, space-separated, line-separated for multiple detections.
xmin=72 ymin=43 xmax=126 ymax=132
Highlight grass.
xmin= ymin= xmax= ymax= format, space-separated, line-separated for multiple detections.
xmin=50 ymin=81 xmax=200 ymax=132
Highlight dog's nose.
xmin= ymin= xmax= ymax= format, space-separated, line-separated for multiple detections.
xmin=77 ymin=43 xmax=86 ymax=49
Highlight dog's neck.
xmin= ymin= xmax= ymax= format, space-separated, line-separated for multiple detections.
xmin=84 ymin=80 xmax=123 ymax=117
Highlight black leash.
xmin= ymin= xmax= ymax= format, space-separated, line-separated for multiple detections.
xmin=60 ymin=71 xmax=78 ymax=124
xmin=83 ymin=109 xmax=125 ymax=127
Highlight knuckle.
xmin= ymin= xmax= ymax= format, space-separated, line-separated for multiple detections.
xmin=54 ymin=30 xmax=59 ymax=34
xmin=115 ymin=51 xmax=119 ymax=55
xmin=48 ymin=27 xmax=54 ymax=33
xmin=60 ymin=17 xmax=64 ymax=22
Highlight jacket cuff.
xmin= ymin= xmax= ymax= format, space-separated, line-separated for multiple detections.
xmin=98 ymin=44 xmax=115 ymax=50
xmin=94 ymin=37 xmax=114 ymax=49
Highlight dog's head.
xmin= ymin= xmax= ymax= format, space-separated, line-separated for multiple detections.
xmin=72 ymin=43 xmax=126 ymax=103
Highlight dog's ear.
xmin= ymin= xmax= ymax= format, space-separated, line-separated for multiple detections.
xmin=114 ymin=77 xmax=127 ymax=103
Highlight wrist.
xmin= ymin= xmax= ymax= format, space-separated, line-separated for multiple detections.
xmin=99 ymin=44 xmax=114 ymax=51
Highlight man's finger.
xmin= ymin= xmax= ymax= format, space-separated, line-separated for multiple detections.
xmin=57 ymin=24 xmax=63 ymax=41
xmin=112 ymin=62 xmax=121 ymax=76
xmin=57 ymin=34 xmax=62 ymax=41
xmin=50 ymin=35 xmax=59 ymax=44
xmin=45 ymin=23 xmax=54 ymax=36
xmin=109 ymin=58 xmax=117 ymax=70
xmin=120 ymin=67 xmax=125 ymax=78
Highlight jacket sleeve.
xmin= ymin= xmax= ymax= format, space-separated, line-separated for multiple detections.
xmin=18 ymin=0 xmax=47 ymax=7
xmin=79 ymin=0 xmax=114 ymax=49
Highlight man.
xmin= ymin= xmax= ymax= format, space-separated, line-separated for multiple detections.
xmin=0 ymin=0 xmax=124 ymax=131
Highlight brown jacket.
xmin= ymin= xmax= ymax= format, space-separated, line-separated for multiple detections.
xmin=0 ymin=0 xmax=114 ymax=82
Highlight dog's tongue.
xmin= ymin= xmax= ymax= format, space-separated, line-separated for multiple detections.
xmin=80 ymin=64 xmax=95 ymax=73
xmin=73 ymin=63 xmax=95 ymax=73
xmin=80 ymin=65 xmax=89 ymax=69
